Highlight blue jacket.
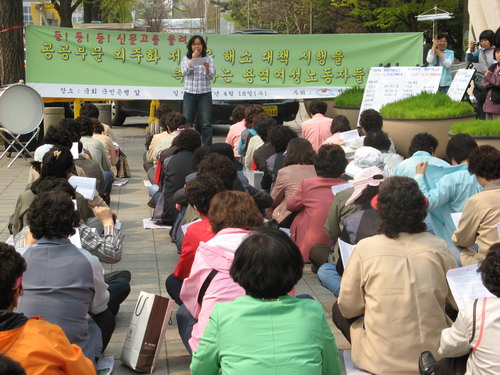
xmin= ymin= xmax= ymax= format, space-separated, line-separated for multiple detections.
xmin=392 ymin=151 xmax=449 ymax=177
xmin=416 ymin=163 xmax=482 ymax=245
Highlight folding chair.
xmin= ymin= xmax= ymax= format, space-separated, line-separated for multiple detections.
xmin=0 ymin=84 xmax=44 ymax=168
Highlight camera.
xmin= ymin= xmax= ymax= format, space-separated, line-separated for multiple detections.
xmin=475 ymin=42 xmax=480 ymax=47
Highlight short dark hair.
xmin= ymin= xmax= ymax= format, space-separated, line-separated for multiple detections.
xmin=27 ymin=191 xmax=80 ymax=240
xmin=446 ymin=133 xmax=478 ymax=164
xmin=198 ymin=153 xmax=237 ymax=189
xmin=0 ymin=242 xmax=27 ymax=310
xmin=437 ymin=33 xmax=450 ymax=44
xmin=330 ymin=115 xmax=350 ymax=134
xmin=76 ymin=116 xmax=93 ymax=136
xmin=40 ymin=146 xmax=74 ymax=178
xmin=359 ymin=109 xmax=383 ymax=132
xmin=408 ymin=133 xmax=439 ymax=156
xmin=31 ymin=176 xmax=76 ymax=198
xmin=164 ymin=112 xmax=187 ymax=132
xmin=314 ymin=144 xmax=347 ymax=178
xmin=186 ymin=34 xmax=207 ymax=58
xmin=58 ymin=118 xmax=81 ymax=142
xmin=284 ymin=138 xmax=315 ymax=166
xmin=192 ymin=146 xmax=211 ymax=171
xmin=173 ymin=128 xmax=201 ymax=151
xmin=80 ymin=103 xmax=100 ymax=119
xmin=154 ymin=103 xmax=172 ymax=119
xmin=478 ymin=243 xmax=500 ymax=297
xmin=354 ymin=184 xmax=381 ymax=207
xmin=254 ymin=115 xmax=277 ymax=142
xmin=309 ymin=100 xmax=328 ymax=115
xmin=231 ymin=105 xmax=246 ymax=123
xmin=0 ymin=354 xmax=26 ymax=375
xmin=244 ymin=104 xmax=264 ymax=129
xmin=467 ymin=145 xmax=500 ymax=180
xmin=363 ymin=129 xmax=391 ymax=152
xmin=377 ymin=177 xmax=427 ymax=239
xmin=230 ymin=228 xmax=303 ymax=299
xmin=208 ymin=191 xmax=263 ymax=233
xmin=479 ymin=29 xmax=495 ymax=45
xmin=42 ymin=125 xmax=72 ymax=148
xmin=268 ymin=125 xmax=298 ymax=153
xmin=91 ymin=118 xmax=105 ymax=134
xmin=186 ymin=174 xmax=227 ymax=216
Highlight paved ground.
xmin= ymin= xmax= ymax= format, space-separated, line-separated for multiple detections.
xmin=0 ymin=108 xmax=351 ymax=374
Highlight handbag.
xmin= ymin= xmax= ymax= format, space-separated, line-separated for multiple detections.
xmin=116 ymin=150 xmax=131 ymax=178
xmin=121 ymin=291 xmax=175 ymax=373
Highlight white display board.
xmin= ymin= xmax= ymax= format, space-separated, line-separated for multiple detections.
xmin=447 ymin=69 xmax=475 ymax=102
xmin=358 ymin=66 xmax=442 ymax=125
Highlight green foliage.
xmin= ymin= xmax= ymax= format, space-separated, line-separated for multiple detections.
xmin=450 ymin=119 xmax=500 ymax=137
xmin=334 ymin=86 xmax=364 ymax=108
xmin=330 ymin=0 xmax=460 ymax=32
xmin=215 ymin=0 xmax=339 ymax=34
xmin=379 ymin=92 xmax=475 ymax=119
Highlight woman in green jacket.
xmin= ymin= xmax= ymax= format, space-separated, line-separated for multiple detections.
xmin=190 ymin=228 xmax=343 ymax=375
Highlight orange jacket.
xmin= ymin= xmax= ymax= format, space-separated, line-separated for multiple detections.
xmin=0 ymin=316 xmax=95 ymax=375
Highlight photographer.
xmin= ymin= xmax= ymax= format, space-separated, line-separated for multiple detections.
xmin=466 ymin=29 xmax=496 ymax=119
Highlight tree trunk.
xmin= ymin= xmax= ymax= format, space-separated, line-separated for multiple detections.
xmin=0 ymin=0 xmax=25 ymax=86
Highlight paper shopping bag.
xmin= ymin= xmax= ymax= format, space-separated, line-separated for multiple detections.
xmin=121 ymin=291 xmax=174 ymax=373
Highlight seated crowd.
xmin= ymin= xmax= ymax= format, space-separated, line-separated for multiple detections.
xmin=1 ymin=99 xmax=499 ymax=375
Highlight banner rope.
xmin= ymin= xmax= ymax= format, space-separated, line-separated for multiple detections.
xmin=0 ymin=26 xmax=24 ymax=34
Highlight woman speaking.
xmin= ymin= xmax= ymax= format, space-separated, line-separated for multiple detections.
xmin=181 ymin=35 xmax=216 ymax=146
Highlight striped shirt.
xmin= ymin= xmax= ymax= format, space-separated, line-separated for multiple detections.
xmin=181 ymin=55 xmax=215 ymax=94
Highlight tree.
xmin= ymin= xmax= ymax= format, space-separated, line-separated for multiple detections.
xmin=330 ymin=0 xmax=461 ymax=33
xmin=215 ymin=0 xmax=338 ymax=34
xmin=50 ymin=0 xmax=85 ymax=27
xmin=83 ymin=0 xmax=136 ymax=23
xmin=0 ymin=0 xmax=24 ymax=85
xmin=138 ymin=0 xmax=172 ymax=32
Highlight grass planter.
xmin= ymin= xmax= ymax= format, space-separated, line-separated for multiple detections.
xmin=332 ymin=87 xmax=364 ymax=129
xmin=449 ymin=119 xmax=500 ymax=150
xmin=380 ymin=93 xmax=476 ymax=158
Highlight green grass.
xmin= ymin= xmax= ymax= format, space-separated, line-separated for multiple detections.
xmin=451 ymin=119 xmax=500 ymax=137
xmin=379 ymin=92 xmax=475 ymax=119
xmin=334 ymin=86 xmax=364 ymax=108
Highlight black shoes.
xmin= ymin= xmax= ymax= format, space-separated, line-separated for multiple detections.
xmin=419 ymin=351 xmax=437 ymax=375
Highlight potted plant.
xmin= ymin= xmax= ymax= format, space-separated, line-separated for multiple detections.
xmin=379 ymin=92 xmax=476 ymax=158
xmin=449 ymin=119 xmax=500 ymax=150
xmin=332 ymin=86 xmax=364 ymax=129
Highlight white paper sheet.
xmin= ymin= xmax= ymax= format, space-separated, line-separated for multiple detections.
xmin=68 ymin=176 xmax=96 ymax=200
xmin=69 ymin=228 xmax=82 ymax=248
xmin=279 ymin=227 xmax=291 ymax=237
xmin=113 ymin=178 xmax=128 ymax=186
xmin=192 ymin=56 xmax=209 ymax=66
xmin=339 ymin=129 xmax=360 ymax=146
xmin=181 ymin=219 xmax=202 ymax=234
xmin=331 ymin=182 xmax=354 ymax=195
xmin=143 ymin=180 xmax=152 ymax=187
xmin=143 ymin=218 xmax=171 ymax=230
xmin=338 ymin=239 xmax=356 ymax=267
xmin=343 ymin=351 xmax=371 ymax=375
xmin=451 ymin=212 xmax=463 ymax=229
xmin=446 ymin=264 xmax=495 ymax=311
xmin=96 ymin=355 xmax=114 ymax=375
xmin=70 ymin=142 xmax=79 ymax=159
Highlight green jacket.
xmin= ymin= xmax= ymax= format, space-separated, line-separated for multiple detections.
xmin=191 ymin=295 xmax=342 ymax=375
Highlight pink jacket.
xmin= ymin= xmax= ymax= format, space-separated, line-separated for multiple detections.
xmin=301 ymin=114 xmax=333 ymax=152
xmin=180 ymin=228 xmax=252 ymax=352
xmin=225 ymin=120 xmax=246 ymax=157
